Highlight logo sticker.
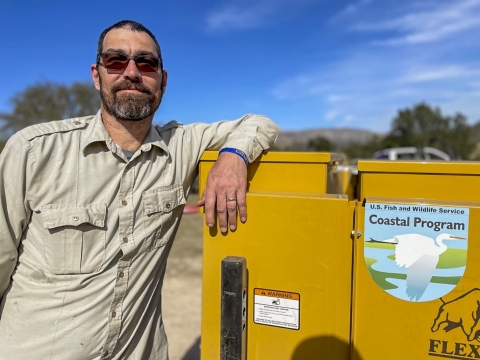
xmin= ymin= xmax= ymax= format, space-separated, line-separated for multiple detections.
xmin=364 ymin=203 xmax=469 ymax=302
xmin=429 ymin=289 xmax=480 ymax=359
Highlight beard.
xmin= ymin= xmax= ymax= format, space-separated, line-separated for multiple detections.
xmin=99 ymin=77 xmax=160 ymax=121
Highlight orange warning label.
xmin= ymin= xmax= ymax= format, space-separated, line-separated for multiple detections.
xmin=254 ymin=288 xmax=300 ymax=300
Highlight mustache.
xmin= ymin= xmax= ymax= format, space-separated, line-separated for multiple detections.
xmin=112 ymin=81 xmax=152 ymax=94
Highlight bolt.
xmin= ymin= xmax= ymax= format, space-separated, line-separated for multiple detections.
xmin=351 ymin=230 xmax=362 ymax=239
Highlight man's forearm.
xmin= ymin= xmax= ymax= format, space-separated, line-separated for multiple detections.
xmin=218 ymin=114 xmax=279 ymax=163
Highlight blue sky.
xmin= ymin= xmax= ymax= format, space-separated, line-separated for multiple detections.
xmin=1 ymin=0 xmax=480 ymax=131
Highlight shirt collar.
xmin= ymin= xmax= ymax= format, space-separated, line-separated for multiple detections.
xmin=81 ymin=110 xmax=170 ymax=156
xmin=140 ymin=125 xmax=170 ymax=155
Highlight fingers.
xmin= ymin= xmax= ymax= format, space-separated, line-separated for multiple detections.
xmin=216 ymin=195 xmax=228 ymax=233
xmin=196 ymin=190 xmax=206 ymax=207
xmin=202 ymin=178 xmax=233 ymax=232
xmin=201 ymin=151 xmax=247 ymax=232
xmin=203 ymin=192 xmax=240 ymax=232
xmin=203 ymin=183 xmax=218 ymax=228
xmin=225 ymin=197 xmax=238 ymax=231
xmin=236 ymin=188 xmax=247 ymax=224
xmin=216 ymin=195 xmax=238 ymax=233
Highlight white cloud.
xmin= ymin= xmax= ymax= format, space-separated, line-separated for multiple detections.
xmin=206 ymin=2 xmax=276 ymax=31
xmin=270 ymin=50 xmax=480 ymax=130
xmin=327 ymin=94 xmax=352 ymax=103
xmin=271 ymin=73 xmax=329 ymax=100
xmin=331 ymin=0 xmax=372 ymax=21
xmin=352 ymin=0 xmax=480 ymax=45
xmin=467 ymin=80 xmax=480 ymax=89
xmin=205 ymin=0 xmax=316 ymax=32
xmin=265 ymin=0 xmax=480 ymax=130
xmin=325 ymin=109 xmax=341 ymax=121
xmin=203 ymin=0 xmax=480 ymax=130
xmin=400 ymin=66 xmax=480 ymax=83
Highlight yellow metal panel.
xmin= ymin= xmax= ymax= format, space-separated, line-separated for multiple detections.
xmin=201 ymin=193 xmax=355 ymax=360
xmin=358 ymin=160 xmax=480 ymax=175
xmin=352 ymin=201 xmax=480 ymax=360
xmin=200 ymin=151 xmax=344 ymax=164
xmin=199 ymin=151 xmax=345 ymax=195
xmin=358 ymin=160 xmax=480 ymax=202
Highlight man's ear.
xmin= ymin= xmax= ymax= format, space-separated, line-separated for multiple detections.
xmin=161 ymin=70 xmax=168 ymax=94
xmin=91 ymin=64 xmax=101 ymax=91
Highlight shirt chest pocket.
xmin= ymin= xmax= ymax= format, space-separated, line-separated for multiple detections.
xmin=40 ymin=204 xmax=107 ymax=275
xmin=143 ymin=184 xmax=186 ymax=251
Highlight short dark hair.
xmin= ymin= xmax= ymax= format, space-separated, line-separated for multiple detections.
xmin=96 ymin=20 xmax=163 ymax=68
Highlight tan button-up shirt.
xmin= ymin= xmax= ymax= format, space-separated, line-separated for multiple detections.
xmin=0 ymin=111 xmax=279 ymax=360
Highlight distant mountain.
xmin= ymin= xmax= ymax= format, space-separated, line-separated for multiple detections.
xmin=275 ymin=128 xmax=381 ymax=150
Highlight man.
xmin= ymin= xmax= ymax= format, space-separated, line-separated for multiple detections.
xmin=0 ymin=20 xmax=278 ymax=359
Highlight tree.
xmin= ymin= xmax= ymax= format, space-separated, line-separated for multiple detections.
xmin=342 ymin=103 xmax=476 ymax=160
xmin=344 ymin=135 xmax=384 ymax=159
xmin=386 ymin=103 xmax=449 ymax=149
xmin=444 ymin=113 xmax=475 ymax=159
xmin=470 ymin=121 xmax=480 ymax=143
xmin=0 ymin=82 xmax=100 ymax=140
xmin=384 ymin=103 xmax=475 ymax=159
xmin=307 ymin=136 xmax=333 ymax=152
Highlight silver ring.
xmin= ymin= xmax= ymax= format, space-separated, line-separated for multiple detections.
xmin=227 ymin=197 xmax=236 ymax=202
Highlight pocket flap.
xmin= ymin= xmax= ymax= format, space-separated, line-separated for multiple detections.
xmin=143 ymin=184 xmax=186 ymax=215
xmin=41 ymin=204 xmax=107 ymax=230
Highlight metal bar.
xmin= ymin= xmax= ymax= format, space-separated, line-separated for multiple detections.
xmin=220 ymin=256 xmax=247 ymax=360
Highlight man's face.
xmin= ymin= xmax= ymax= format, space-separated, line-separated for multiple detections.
xmin=91 ymin=28 xmax=167 ymax=121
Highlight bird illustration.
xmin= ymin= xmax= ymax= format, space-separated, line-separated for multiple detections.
xmin=369 ymin=233 xmax=466 ymax=301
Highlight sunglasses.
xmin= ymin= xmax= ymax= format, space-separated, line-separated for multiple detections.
xmin=97 ymin=52 xmax=163 ymax=73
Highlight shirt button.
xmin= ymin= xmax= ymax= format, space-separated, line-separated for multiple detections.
xmin=118 ymin=272 xmax=124 ymax=278
xmin=73 ymin=216 xmax=79 ymax=221
xmin=123 ymin=237 xmax=128 ymax=243
xmin=166 ymin=203 xmax=171 ymax=209
xmin=122 ymin=200 xmax=128 ymax=206
xmin=74 ymin=121 xmax=81 ymax=125
xmin=112 ymin=311 xmax=116 ymax=318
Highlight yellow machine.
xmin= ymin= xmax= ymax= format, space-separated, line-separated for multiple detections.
xmin=198 ymin=153 xmax=480 ymax=360
xmin=352 ymin=160 xmax=480 ymax=360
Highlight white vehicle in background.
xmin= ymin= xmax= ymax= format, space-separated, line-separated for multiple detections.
xmin=373 ymin=147 xmax=451 ymax=161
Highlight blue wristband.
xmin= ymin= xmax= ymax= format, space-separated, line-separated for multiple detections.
xmin=219 ymin=148 xmax=249 ymax=164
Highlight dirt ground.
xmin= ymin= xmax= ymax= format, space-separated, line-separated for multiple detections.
xmin=162 ymin=210 xmax=204 ymax=360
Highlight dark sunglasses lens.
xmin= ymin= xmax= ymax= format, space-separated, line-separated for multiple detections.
xmin=102 ymin=53 xmax=129 ymax=70
xmin=135 ymin=56 xmax=159 ymax=72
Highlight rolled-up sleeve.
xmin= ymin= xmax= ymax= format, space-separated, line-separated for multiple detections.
xmin=184 ymin=114 xmax=279 ymax=163
xmin=0 ymin=133 xmax=33 ymax=299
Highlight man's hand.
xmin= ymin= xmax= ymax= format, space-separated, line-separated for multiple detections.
xmin=197 ymin=152 xmax=248 ymax=233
